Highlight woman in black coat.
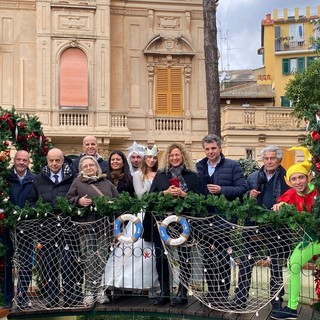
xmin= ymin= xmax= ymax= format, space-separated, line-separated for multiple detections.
xmin=106 ymin=150 xmax=134 ymax=196
xmin=144 ymin=143 xmax=201 ymax=306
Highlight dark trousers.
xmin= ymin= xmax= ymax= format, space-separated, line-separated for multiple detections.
xmin=38 ymin=218 xmax=82 ymax=303
xmin=16 ymin=231 xmax=34 ymax=301
xmin=2 ymin=229 xmax=14 ymax=306
xmin=153 ymin=227 xmax=170 ymax=295
xmin=235 ymin=226 xmax=291 ymax=304
xmin=196 ymin=217 xmax=231 ymax=298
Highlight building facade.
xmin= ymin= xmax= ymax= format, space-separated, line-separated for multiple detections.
xmin=0 ymin=1 xmax=316 ymax=165
xmin=0 ymin=0 xmax=208 ymax=158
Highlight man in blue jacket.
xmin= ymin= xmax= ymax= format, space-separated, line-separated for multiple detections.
xmin=7 ymin=150 xmax=35 ymax=309
xmin=196 ymin=134 xmax=248 ymax=305
xmin=233 ymin=146 xmax=290 ymax=311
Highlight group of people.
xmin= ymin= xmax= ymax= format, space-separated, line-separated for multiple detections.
xmin=2 ymin=133 xmax=318 ymax=320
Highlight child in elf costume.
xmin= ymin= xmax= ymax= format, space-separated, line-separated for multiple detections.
xmin=271 ymin=146 xmax=318 ymax=320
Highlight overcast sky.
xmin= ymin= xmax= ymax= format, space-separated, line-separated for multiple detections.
xmin=216 ymin=0 xmax=319 ymax=71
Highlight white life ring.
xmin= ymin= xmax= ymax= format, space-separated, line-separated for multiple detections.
xmin=159 ymin=215 xmax=190 ymax=246
xmin=114 ymin=213 xmax=143 ymax=244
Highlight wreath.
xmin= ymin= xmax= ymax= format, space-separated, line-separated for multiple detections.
xmin=0 ymin=107 xmax=52 ymax=305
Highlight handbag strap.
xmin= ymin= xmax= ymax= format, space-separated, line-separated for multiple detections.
xmin=90 ymin=184 xmax=104 ymax=196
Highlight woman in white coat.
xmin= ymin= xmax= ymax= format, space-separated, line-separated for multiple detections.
xmin=102 ymin=145 xmax=159 ymax=293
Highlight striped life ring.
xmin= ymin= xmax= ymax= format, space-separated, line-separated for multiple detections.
xmin=114 ymin=214 xmax=143 ymax=244
xmin=159 ymin=215 xmax=190 ymax=246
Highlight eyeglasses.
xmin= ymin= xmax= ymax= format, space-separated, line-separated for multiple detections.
xmin=263 ymin=157 xmax=278 ymax=161
xmin=82 ymin=163 xmax=96 ymax=169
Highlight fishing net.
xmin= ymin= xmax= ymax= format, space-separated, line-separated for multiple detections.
xmin=11 ymin=212 xmax=310 ymax=314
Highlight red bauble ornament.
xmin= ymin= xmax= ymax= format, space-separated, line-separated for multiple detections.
xmin=311 ymin=131 xmax=320 ymax=141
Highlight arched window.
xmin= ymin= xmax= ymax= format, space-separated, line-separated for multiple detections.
xmin=60 ymin=48 xmax=88 ymax=108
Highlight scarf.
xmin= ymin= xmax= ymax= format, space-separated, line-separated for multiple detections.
xmin=168 ymin=165 xmax=188 ymax=192
xmin=111 ymin=171 xmax=124 ymax=187
xmin=80 ymin=173 xmax=107 ymax=184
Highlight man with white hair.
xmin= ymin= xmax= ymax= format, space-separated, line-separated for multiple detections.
xmin=127 ymin=141 xmax=145 ymax=175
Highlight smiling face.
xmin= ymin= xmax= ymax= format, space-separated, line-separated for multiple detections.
xmin=203 ymin=141 xmax=222 ymax=165
xmin=81 ymin=158 xmax=98 ymax=176
xmin=110 ymin=153 xmax=124 ymax=171
xmin=145 ymin=155 xmax=158 ymax=169
xmin=169 ymin=147 xmax=183 ymax=168
xmin=14 ymin=150 xmax=30 ymax=177
xmin=82 ymin=136 xmax=98 ymax=157
xmin=289 ymin=172 xmax=309 ymax=195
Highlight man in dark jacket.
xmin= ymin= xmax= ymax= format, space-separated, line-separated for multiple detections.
xmin=196 ymin=134 xmax=248 ymax=304
xmin=6 ymin=151 xmax=35 ymax=309
xmin=27 ymin=148 xmax=78 ymax=308
xmin=234 ymin=146 xmax=290 ymax=311
xmin=73 ymin=135 xmax=108 ymax=174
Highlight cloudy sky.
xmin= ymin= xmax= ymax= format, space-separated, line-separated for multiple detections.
xmin=216 ymin=0 xmax=319 ymax=71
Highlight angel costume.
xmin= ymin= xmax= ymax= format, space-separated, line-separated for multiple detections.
xmin=102 ymin=146 xmax=159 ymax=290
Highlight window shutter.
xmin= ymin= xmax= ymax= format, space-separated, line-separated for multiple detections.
xmin=60 ymin=48 xmax=88 ymax=107
xmin=170 ymin=68 xmax=183 ymax=115
xmin=282 ymin=58 xmax=290 ymax=75
xmin=155 ymin=67 xmax=183 ymax=115
xmin=297 ymin=57 xmax=305 ymax=73
xmin=281 ymin=96 xmax=290 ymax=107
xmin=156 ymin=68 xmax=169 ymax=114
xmin=307 ymin=56 xmax=315 ymax=67
xmin=275 ymin=26 xmax=281 ymax=38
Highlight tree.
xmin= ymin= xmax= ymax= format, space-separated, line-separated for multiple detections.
xmin=285 ymin=58 xmax=320 ymax=121
xmin=203 ymin=0 xmax=221 ymax=136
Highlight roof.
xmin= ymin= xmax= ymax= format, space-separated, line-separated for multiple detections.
xmin=220 ymin=82 xmax=275 ymax=99
xmin=220 ymin=69 xmax=255 ymax=83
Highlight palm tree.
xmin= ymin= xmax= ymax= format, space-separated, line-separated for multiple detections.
xmin=203 ymin=0 xmax=221 ymax=136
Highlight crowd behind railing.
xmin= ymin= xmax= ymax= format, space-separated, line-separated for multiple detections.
xmin=2 ymin=135 xmax=319 ymax=320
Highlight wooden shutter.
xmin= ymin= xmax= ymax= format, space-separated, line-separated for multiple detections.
xmin=60 ymin=48 xmax=88 ymax=107
xmin=156 ymin=68 xmax=169 ymax=114
xmin=281 ymin=96 xmax=290 ymax=107
xmin=170 ymin=68 xmax=183 ymax=115
xmin=155 ymin=67 xmax=183 ymax=115
xmin=307 ymin=56 xmax=315 ymax=67
xmin=297 ymin=57 xmax=305 ymax=73
xmin=282 ymin=58 xmax=290 ymax=75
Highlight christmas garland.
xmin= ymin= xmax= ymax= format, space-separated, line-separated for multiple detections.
xmin=0 ymin=107 xmax=52 ymax=305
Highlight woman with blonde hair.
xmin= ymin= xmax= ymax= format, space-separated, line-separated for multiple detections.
xmin=143 ymin=142 xmax=201 ymax=306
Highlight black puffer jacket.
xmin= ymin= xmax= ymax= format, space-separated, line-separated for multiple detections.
xmin=143 ymin=167 xmax=201 ymax=242
xmin=27 ymin=157 xmax=76 ymax=208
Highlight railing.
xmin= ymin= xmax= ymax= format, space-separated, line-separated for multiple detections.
xmin=223 ymin=106 xmax=304 ymax=130
xmin=275 ymin=38 xmax=313 ymax=52
xmin=155 ymin=118 xmax=184 ymax=131
xmin=59 ymin=112 xmax=89 ymax=126
xmin=111 ymin=114 xmax=127 ymax=128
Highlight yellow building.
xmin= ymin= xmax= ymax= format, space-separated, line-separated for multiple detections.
xmin=220 ymin=5 xmax=320 ymax=168
xmin=258 ymin=5 xmax=320 ymax=106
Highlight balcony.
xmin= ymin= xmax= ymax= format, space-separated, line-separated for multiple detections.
xmin=222 ymin=105 xmax=304 ymax=130
xmin=275 ymin=37 xmax=315 ymax=52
